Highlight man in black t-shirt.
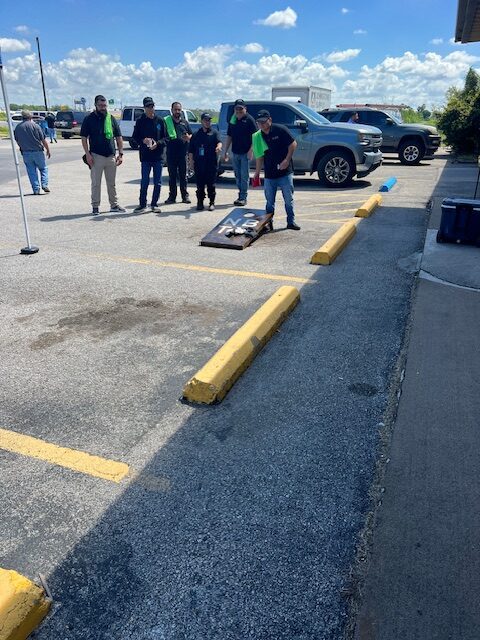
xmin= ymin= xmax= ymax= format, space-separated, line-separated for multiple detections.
xmin=80 ymin=94 xmax=125 ymax=215
xmin=252 ymin=109 xmax=300 ymax=231
xmin=132 ymin=97 xmax=166 ymax=213
xmin=164 ymin=101 xmax=192 ymax=204
xmin=222 ymin=98 xmax=257 ymax=206
xmin=188 ymin=113 xmax=222 ymax=211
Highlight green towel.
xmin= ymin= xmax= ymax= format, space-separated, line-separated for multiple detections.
xmin=229 ymin=114 xmax=237 ymax=125
xmin=104 ymin=113 xmax=113 ymax=140
xmin=164 ymin=115 xmax=177 ymax=140
xmin=252 ymin=130 xmax=269 ymax=158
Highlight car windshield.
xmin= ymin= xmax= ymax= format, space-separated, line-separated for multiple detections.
xmin=56 ymin=112 xmax=72 ymax=121
xmin=387 ymin=112 xmax=403 ymax=124
xmin=294 ymin=103 xmax=330 ymax=124
xmin=155 ymin=109 xmax=170 ymax=118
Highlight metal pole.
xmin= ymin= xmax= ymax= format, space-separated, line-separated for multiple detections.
xmin=36 ymin=37 xmax=48 ymax=111
xmin=0 ymin=49 xmax=39 ymax=254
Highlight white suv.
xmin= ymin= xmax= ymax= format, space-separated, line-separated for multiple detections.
xmin=120 ymin=106 xmax=200 ymax=149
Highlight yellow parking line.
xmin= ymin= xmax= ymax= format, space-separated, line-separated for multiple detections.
xmin=81 ymin=250 xmax=315 ymax=284
xmin=0 ymin=427 xmax=130 ymax=483
xmin=296 ymin=208 xmax=358 ymax=219
xmin=299 ymin=217 xmax=353 ymax=224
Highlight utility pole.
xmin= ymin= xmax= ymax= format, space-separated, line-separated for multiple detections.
xmin=36 ymin=37 xmax=48 ymax=111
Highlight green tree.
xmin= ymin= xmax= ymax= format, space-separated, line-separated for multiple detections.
xmin=437 ymin=67 xmax=480 ymax=154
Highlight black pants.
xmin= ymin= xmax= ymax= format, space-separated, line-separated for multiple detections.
xmin=195 ymin=165 xmax=217 ymax=203
xmin=167 ymin=151 xmax=188 ymax=200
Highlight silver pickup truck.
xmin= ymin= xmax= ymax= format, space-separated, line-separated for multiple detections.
xmin=218 ymin=100 xmax=383 ymax=187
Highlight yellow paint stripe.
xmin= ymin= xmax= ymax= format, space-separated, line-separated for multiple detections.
xmin=81 ymin=250 xmax=315 ymax=284
xmin=0 ymin=568 xmax=51 ymax=640
xmin=296 ymin=208 xmax=358 ymax=219
xmin=0 ymin=428 xmax=130 ymax=483
xmin=298 ymin=217 xmax=353 ymax=224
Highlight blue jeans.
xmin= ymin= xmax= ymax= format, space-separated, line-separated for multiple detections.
xmin=48 ymin=127 xmax=56 ymax=142
xmin=23 ymin=151 xmax=48 ymax=193
xmin=264 ymin=174 xmax=295 ymax=224
xmin=231 ymin=152 xmax=249 ymax=201
xmin=140 ymin=160 xmax=163 ymax=207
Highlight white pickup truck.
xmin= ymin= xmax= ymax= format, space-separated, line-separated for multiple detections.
xmin=120 ymin=106 xmax=201 ymax=149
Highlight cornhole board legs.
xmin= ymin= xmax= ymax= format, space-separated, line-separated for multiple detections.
xmin=200 ymin=208 xmax=273 ymax=249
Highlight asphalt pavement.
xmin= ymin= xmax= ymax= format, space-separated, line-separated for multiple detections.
xmin=0 ymin=143 xmax=453 ymax=639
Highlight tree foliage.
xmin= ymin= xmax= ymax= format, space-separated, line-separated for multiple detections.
xmin=437 ymin=67 xmax=480 ymax=154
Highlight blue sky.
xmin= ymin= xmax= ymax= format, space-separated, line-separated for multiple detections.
xmin=1 ymin=0 xmax=480 ymax=109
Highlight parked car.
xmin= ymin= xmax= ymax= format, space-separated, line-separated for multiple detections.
xmin=217 ymin=100 xmax=383 ymax=187
xmin=54 ymin=110 xmax=88 ymax=138
xmin=320 ymin=107 xmax=441 ymax=165
xmin=9 ymin=113 xmax=44 ymax=130
xmin=120 ymin=106 xmax=203 ymax=149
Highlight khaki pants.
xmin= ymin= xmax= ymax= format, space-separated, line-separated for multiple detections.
xmin=90 ymin=153 xmax=118 ymax=208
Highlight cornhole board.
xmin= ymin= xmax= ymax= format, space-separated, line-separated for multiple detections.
xmin=200 ymin=208 xmax=273 ymax=250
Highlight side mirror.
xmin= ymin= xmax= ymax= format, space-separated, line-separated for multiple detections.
xmin=294 ymin=119 xmax=308 ymax=131
xmin=385 ymin=118 xmax=394 ymax=125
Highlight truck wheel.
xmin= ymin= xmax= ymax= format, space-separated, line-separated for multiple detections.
xmin=129 ymin=139 xmax=139 ymax=150
xmin=399 ymin=139 xmax=424 ymax=165
xmin=62 ymin=133 xmax=72 ymax=139
xmin=317 ymin=151 xmax=354 ymax=187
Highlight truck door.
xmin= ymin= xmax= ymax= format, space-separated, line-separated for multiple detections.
xmin=268 ymin=104 xmax=311 ymax=171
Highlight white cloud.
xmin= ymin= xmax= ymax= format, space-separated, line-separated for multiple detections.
xmin=255 ymin=7 xmax=297 ymax=29
xmin=449 ymin=37 xmax=466 ymax=46
xmin=341 ymin=8 xmax=350 ymax=14
xmin=14 ymin=25 xmax=30 ymax=34
xmin=243 ymin=42 xmax=266 ymax=53
xmin=430 ymin=38 xmax=443 ymax=45
xmin=354 ymin=29 xmax=367 ymax=35
xmin=0 ymin=38 xmax=31 ymax=52
xmin=326 ymin=48 xmax=361 ymax=63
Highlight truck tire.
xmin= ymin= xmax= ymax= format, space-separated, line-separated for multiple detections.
xmin=398 ymin=139 xmax=424 ymax=165
xmin=129 ymin=139 xmax=139 ymax=150
xmin=317 ymin=151 xmax=354 ymax=187
xmin=62 ymin=133 xmax=72 ymax=139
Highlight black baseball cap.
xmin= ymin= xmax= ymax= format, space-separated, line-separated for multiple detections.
xmin=234 ymin=99 xmax=246 ymax=107
xmin=143 ymin=97 xmax=155 ymax=107
xmin=201 ymin=112 xmax=212 ymax=120
xmin=256 ymin=109 xmax=271 ymax=121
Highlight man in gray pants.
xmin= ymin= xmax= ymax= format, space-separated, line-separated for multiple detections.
xmin=14 ymin=110 xmax=51 ymax=195
xmin=80 ymin=95 xmax=125 ymax=215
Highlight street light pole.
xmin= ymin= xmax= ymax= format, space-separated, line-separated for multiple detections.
xmin=0 ymin=48 xmax=39 ymax=254
xmin=36 ymin=37 xmax=48 ymax=111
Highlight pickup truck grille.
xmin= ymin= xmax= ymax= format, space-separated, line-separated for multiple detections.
xmin=371 ymin=134 xmax=382 ymax=148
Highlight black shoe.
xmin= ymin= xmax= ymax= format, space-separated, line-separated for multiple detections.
xmin=110 ymin=205 xmax=126 ymax=212
xmin=164 ymin=198 xmax=176 ymax=204
xmin=234 ymin=199 xmax=246 ymax=206
xmin=134 ymin=205 xmax=148 ymax=214
xmin=196 ymin=202 xmax=205 ymax=211
xmin=92 ymin=207 xmax=99 ymax=215
xmin=264 ymin=219 xmax=274 ymax=233
xmin=42 ymin=186 xmax=50 ymax=193
xmin=182 ymin=196 xmax=191 ymax=204
xmin=287 ymin=222 xmax=301 ymax=230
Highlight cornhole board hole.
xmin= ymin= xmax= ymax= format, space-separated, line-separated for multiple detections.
xmin=200 ymin=208 xmax=273 ymax=250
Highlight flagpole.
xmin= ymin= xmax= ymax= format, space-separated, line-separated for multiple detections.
xmin=0 ymin=48 xmax=39 ymax=254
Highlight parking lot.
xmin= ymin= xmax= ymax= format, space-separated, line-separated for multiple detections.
xmin=0 ymin=139 xmax=442 ymax=638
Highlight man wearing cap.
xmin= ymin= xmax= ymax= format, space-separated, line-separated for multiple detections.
xmin=164 ymin=101 xmax=192 ymax=204
xmin=14 ymin=110 xmax=51 ymax=195
xmin=252 ymin=109 xmax=300 ymax=231
xmin=80 ymin=94 xmax=125 ymax=215
xmin=132 ymin=97 xmax=166 ymax=213
xmin=222 ymin=99 xmax=257 ymax=206
xmin=188 ymin=113 xmax=222 ymax=211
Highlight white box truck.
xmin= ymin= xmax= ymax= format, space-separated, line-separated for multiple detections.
xmin=271 ymin=86 xmax=331 ymax=111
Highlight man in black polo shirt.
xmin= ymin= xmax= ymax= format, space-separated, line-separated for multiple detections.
xmin=222 ymin=98 xmax=257 ymax=206
xmin=164 ymin=101 xmax=192 ymax=204
xmin=132 ymin=96 xmax=166 ymax=213
xmin=252 ymin=109 xmax=300 ymax=231
xmin=80 ymin=94 xmax=125 ymax=215
xmin=188 ymin=112 xmax=222 ymax=211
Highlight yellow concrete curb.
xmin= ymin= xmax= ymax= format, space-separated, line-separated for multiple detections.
xmin=183 ymin=286 xmax=300 ymax=404
xmin=0 ymin=569 xmax=51 ymax=640
xmin=310 ymin=219 xmax=361 ymax=265
xmin=355 ymin=194 xmax=382 ymax=218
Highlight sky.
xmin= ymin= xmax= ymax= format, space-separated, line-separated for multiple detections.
xmin=1 ymin=0 xmax=480 ymax=111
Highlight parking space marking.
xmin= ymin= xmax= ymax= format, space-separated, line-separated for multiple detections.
xmin=0 ymin=427 xmax=130 ymax=483
xmin=299 ymin=200 xmax=369 ymax=208
xmin=296 ymin=216 xmax=354 ymax=223
xmin=296 ymin=209 xmax=358 ymax=219
xmin=79 ymin=250 xmax=316 ymax=284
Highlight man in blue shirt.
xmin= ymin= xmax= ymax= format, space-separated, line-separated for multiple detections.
xmin=14 ymin=110 xmax=51 ymax=195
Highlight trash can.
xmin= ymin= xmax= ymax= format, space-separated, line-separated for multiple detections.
xmin=437 ymin=198 xmax=480 ymax=246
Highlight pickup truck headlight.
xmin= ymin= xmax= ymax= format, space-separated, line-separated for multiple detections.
xmin=357 ymin=133 xmax=371 ymax=146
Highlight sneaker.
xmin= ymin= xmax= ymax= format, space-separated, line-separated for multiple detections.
xmin=208 ymin=203 xmax=215 ymax=211
xmin=196 ymin=202 xmax=205 ymax=211
xmin=164 ymin=198 xmax=176 ymax=204
xmin=264 ymin=219 xmax=274 ymax=233
xmin=287 ymin=222 xmax=301 ymax=230
xmin=42 ymin=186 xmax=50 ymax=193
xmin=33 ymin=191 xmax=41 ymax=195
xmin=110 ymin=205 xmax=126 ymax=212
xmin=182 ymin=196 xmax=191 ymax=204
xmin=134 ymin=205 xmax=148 ymax=214
xmin=92 ymin=207 xmax=99 ymax=215
xmin=234 ymin=199 xmax=246 ymax=206
xmin=151 ymin=206 xmax=162 ymax=213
